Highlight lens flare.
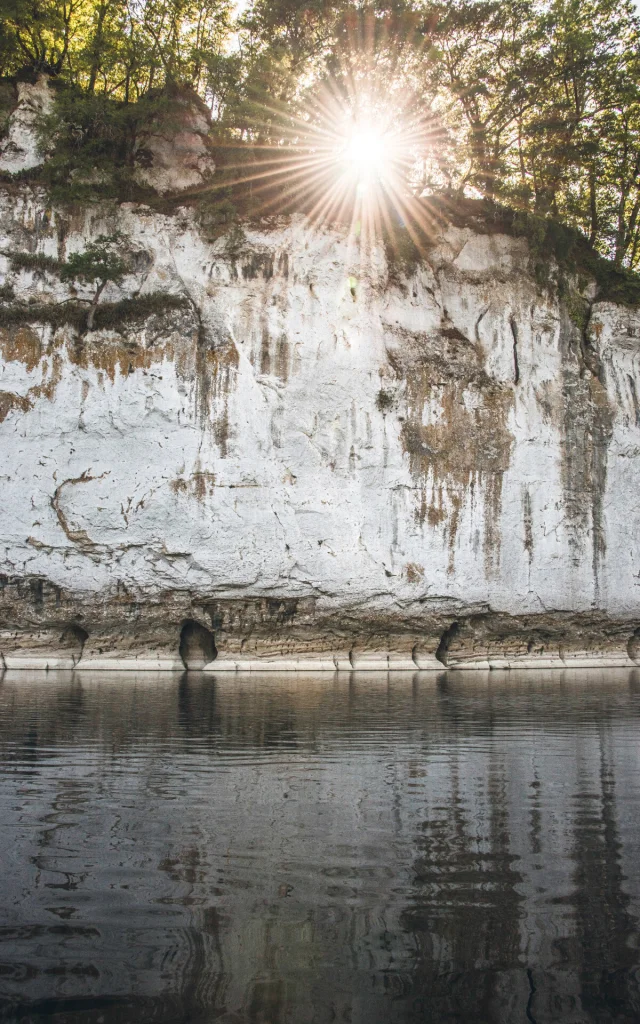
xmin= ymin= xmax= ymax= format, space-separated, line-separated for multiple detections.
xmin=341 ymin=125 xmax=389 ymax=183
xmin=209 ymin=43 xmax=447 ymax=271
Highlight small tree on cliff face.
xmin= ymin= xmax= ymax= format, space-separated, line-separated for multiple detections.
xmin=61 ymin=232 xmax=132 ymax=329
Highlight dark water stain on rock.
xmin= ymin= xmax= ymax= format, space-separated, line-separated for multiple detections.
xmin=259 ymin=324 xmax=271 ymax=375
xmin=65 ymin=303 xmax=199 ymax=382
xmin=558 ymin=311 xmax=613 ymax=593
xmin=0 ymin=389 xmax=31 ymax=422
xmin=483 ymin=473 xmax=505 ymax=578
xmin=0 ymin=303 xmax=240 ymax=461
xmin=389 ymin=321 xmax=514 ymax=574
xmin=241 ymin=252 xmax=274 ymax=280
xmin=170 ymin=469 xmax=216 ymax=501
xmin=277 ymin=251 xmax=289 ymax=278
xmin=523 ymin=489 xmax=534 ymax=566
xmin=0 ymin=330 xmax=63 ymax=422
xmin=194 ymin=332 xmax=239 ymax=459
xmin=274 ymin=332 xmax=289 ymax=382
xmin=257 ymin=316 xmax=289 ymax=383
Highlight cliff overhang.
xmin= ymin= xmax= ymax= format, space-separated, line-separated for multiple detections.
xmin=1 ymin=177 xmax=639 ymax=670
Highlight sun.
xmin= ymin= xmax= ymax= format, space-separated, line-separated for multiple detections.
xmin=214 ymin=70 xmax=441 ymax=262
xmin=340 ymin=123 xmax=390 ymax=184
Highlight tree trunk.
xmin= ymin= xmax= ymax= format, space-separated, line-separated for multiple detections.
xmin=87 ymin=280 xmax=106 ymax=331
xmin=614 ymin=189 xmax=629 ymax=268
xmin=88 ymin=4 xmax=108 ymax=93
xmin=588 ymin=166 xmax=598 ymax=247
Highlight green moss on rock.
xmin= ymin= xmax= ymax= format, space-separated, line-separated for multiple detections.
xmin=0 ymin=292 xmax=189 ymax=331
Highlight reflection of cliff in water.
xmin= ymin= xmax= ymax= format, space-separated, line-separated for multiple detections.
xmin=400 ymin=746 xmax=526 ymax=1022
xmin=1 ymin=670 xmax=640 ymax=1023
xmin=569 ymin=727 xmax=640 ymax=1021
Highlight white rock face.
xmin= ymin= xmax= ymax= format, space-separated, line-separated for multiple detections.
xmin=0 ymin=188 xmax=639 ymax=666
xmin=134 ymin=94 xmax=216 ymax=194
xmin=0 ymin=76 xmax=52 ymax=174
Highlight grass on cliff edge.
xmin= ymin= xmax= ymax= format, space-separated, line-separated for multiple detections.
xmin=1 ymin=150 xmax=639 ymax=307
xmin=377 ymin=195 xmax=640 ymax=306
xmin=0 ymin=293 xmax=189 ymax=331
xmin=0 ymin=77 xmax=637 ymax=304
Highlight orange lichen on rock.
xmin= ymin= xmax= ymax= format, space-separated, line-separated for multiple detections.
xmin=391 ymin=320 xmax=514 ymax=573
xmin=0 ymin=326 xmax=42 ymax=372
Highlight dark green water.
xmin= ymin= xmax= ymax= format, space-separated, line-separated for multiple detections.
xmin=1 ymin=669 xmax=640 ymax=1023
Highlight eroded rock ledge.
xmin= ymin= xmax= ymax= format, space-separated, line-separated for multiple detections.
xmin=1 ymin=187 xmax=639 ymax=671
xmin=1 ymin=575 xmax=638 ymax=672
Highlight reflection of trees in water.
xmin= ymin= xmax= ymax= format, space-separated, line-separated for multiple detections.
xmin=157 ymin=845 xmax=226 ymax=1015
xmin=571 ymin=727 xmax=640 ymax=1021
xmin=2 ymin=672 xmax=640 ymax=1022
xmin=400 ymin=743 xmax=525 ymax=1023
xmin=179 ymin=674 xmax=303 ymax=752
xmin=0 ymin=679 xmax=87 ymax=775
xmin=398 ymin=695 xmax=640 ymax=1023
xmin=3 ymin=670 xmax=640 ymax=751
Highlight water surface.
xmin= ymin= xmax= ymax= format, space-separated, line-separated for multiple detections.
xmin=1 ymin=669 xmax=640 ymax=1023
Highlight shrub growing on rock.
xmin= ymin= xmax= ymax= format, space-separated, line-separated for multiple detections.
xmin=60 ymin=232 xmax=132 ymax=329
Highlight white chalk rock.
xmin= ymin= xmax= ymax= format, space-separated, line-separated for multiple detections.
xmin=134 ymin=91 xmax=215 ymax=194
xmin=0 ymin=75 xmax=53 ymax=174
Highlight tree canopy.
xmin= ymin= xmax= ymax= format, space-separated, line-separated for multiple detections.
xmin=1 ymin=0 xmax=640 ymax=269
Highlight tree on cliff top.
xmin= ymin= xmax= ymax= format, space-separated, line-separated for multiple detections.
xmin=2 ymin=0 xmax=640 ymax=272
xmin=60 ymin=231 xmax=132 ymax=329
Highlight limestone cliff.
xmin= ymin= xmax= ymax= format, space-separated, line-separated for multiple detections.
xmin=0 ymin=183 xmax=639 ymax=670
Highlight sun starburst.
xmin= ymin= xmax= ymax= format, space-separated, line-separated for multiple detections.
xmin=210 ymin=29 xmax=451 ymax=267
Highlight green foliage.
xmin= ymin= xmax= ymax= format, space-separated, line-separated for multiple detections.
xmin=35 ymin=85 xmax=155 ymax=203
xmin=383 ymin=225 xmax=425 ymax=283
xmin=0 ymin=81 xmax=15 ymax=136
xmin=8 ymin=251 xmax=61 ymax=272
xmin=0 ymin=0 xmax=233 ymax=96
xmin=59 ymin=231 xmax=133 ymax=327
xmin=565 ymin=290 xmax=590 ymax=332
xmin=60 ymin=231 xmax=129 ymax=288
xmin=2 ymin=0 xmax=640 ymax=291
xmin=423 ymin=194 xmax=640 ymax=303
xmin=5 ymin=233 xmax=136 ymax=329
xmin=0 ymin=300 xmax=86 ymax=328
xmin=36 ymin=87 xmax=131 ymax=202
xmin=195 ymin=190 xmax=238 ymax=239
xmin=0 ymin=291 xmax=188 ymax=329
xmin=91 ymin=292 xmax=189 ymax=328
xmin=32 ymin=81 xmax=218 ymax=204
xmin=222 ymin=223 xmax=247 ymax=258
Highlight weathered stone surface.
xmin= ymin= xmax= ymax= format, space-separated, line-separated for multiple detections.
xmin=134 ymin=91 xmax=216 ymax=194
xmin=0 ymin=76 xmax=52 ymax=174
xmin=0 ymin=187 xmax=639 ymax=668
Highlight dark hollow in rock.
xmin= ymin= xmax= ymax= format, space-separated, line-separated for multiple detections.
xmin=60 ymin=622 xmax=89 ymax=661
xmin=179 ymin=619 xmax=217 ymax=669
xmin=435 ymin=621 xmax=460 ymax=666
xmin=628 ymin=628 xmax=640 ymax=664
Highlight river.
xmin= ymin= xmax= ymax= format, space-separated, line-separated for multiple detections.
xmin=1 ymin=669 xmax=639 ymax=1023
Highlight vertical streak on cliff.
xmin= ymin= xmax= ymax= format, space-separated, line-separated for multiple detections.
xmin=193 ymin=307 xmax=239 ymax=458
xmin=559 ymin=314 xmax=613 ymax=602
xmin=484 ymin=472 xmax=505 ymax=578
xmin=510 ymin=316 xmax=520 ymax=385
xmin=523 ymin=489 xmax=534 ymax=569
xmin=394 ymin=324 xmax=514 ymax=576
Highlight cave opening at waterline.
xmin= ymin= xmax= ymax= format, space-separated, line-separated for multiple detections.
xmin=179 ymin=619 xmax=217 ymax=670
